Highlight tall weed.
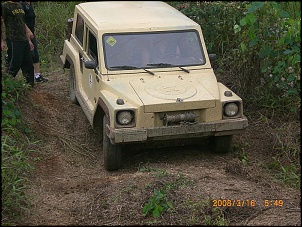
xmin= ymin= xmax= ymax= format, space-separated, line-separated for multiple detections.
xmin=33 ymin=1 xmax=81 ymax=71
xmin=234 ymin=1 xmax=300 ymax=113
xmin=168 ymin=1 xmax=301 ymax=115
xmin=1 ymin=74 xmax=34 ymax=224
xmin=166 ymin=1 xmax=300 ymax=188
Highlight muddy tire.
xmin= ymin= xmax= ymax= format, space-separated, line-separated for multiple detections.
xmin=69 ymin=65 xmax=79 ymax=105
xmin=103 ymin=116 xmax=121 ymax=171
xmin=210 ymin=135 xmax=232 ymax=154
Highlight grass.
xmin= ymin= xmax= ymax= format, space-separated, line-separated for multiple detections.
xmin=186 ymin=196 xmax=228 ymax=226
xmin=267 ymin=121 xmax=301 ymax=188
xmin=33 ymin=1 xmax=82 ymax=72
xmin=1 ymin=75 xmax=35 ymax=225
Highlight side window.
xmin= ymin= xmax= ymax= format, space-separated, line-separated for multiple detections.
xmin=88 ymin=31 xmax=98 ymax=64
xmin=75 ymin=14 xmax=84 ymax=45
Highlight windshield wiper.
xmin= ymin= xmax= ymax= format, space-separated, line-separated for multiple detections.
xmin=147 ymin=63 xmax=190 ymax=73
xmin=110 ymin=65 xmax=154 ymax=75
xmin=110 ymin=65 xmax=138 ymax=69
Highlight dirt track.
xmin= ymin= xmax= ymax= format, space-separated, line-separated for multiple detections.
xmin=17 ymin=70 xmax=301 ymax=225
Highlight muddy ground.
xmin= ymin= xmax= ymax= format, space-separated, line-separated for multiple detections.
xmin=16 ymin=69 xmax=301 ymax=226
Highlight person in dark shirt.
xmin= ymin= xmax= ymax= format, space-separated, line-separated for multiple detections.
xmin=20 ymin=1 xmax=47 ymax=82
xmin=1 ymin=1 xmax=35 ymax=87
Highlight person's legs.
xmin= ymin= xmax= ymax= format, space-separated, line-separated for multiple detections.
xmin=31 ymin=36 xmax=48 ymax=82
xmin=21 ymin=40 xmax=35 ymax=87
xmin=5 ymin=40 xmax=11 ymax=70
xmin=33 ymin=62 xmax=40 ymax=74
xmin=6 ymin=39 xmax=23 ymax=77
xmin=31 ymin=36 xmax=40 ymax=74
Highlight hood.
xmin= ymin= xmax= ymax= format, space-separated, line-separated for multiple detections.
xmin=130 ymin=73 xmax=217 ymax=113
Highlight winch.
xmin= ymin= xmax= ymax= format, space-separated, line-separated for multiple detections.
xmin=163 ymin=112 xmax=197 ymax=126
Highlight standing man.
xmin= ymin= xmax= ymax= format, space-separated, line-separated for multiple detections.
xmin=1 ymin=1 xmax=35 ymax=87
xmin=20 ymin=1 xmax=48 ymax=82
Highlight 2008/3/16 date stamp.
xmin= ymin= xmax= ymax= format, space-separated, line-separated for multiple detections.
xmin=212 ymin=199 xmax=284 ymax=207
xmin=212 ymin=199 xmax=256 ymax=207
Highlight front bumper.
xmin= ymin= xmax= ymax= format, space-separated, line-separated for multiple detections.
xmin=108 ymin=116 xmax=248 ymax=144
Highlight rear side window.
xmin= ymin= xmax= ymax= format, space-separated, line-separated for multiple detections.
xmin=88 ymin=31 xmax=98 ymax=64
xmin=75 ymin=14 xmax=84 ymax=45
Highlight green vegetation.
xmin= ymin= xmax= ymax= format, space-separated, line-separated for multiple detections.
xmin=168 ymin=0 xmax=300 ymax=189
xmin=33 ymin=1 xmax=82 ymax=72
xmin=1 ymin=1 xmax=300 ymax=225
xmin=1 ymin=75 xmax=34 ymax=225
xmin=143 ymin=188 xmax=173 ymax=218
xmin=0 ymin=2 xmax=82 ymax=224
xmin=236 ymin=2 xmax=300 ymax=111
xmin=141 ymin=168 xmax=225 ymax=225
xmin=266 ymin=121 xmax=301 ymax=188
xmin=185 ymin=196 xmax=228 ymax=225
xmin=168 ymin=1 xmax=300 ymax=114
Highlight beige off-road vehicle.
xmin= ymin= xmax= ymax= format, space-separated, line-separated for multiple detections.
xmin=60 ymin=1 xmax=248 ymax=171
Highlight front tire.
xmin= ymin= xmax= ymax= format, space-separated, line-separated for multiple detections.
xmin=103 ymin=116 xmax=122 ymax=171
xmin=69 ymin=65 xmax=79 ymax=105
xmin=210 ymin=135 xmax=233 ymax=154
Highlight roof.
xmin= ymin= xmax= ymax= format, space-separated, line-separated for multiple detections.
xmin=76 ymin=1 xmax=200 ymax=32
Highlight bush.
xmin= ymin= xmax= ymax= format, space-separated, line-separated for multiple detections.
xmin=235 ymin=2 xmax=300 ymax=112
xmin=33 ymin=1 xmax=82 ymax=71
xmin=167 ymin=1 xmax=301 ymax=115
xmin=1 ymin=74 xmax=33 ymax=225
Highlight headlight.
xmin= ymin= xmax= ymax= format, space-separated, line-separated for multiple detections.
xmin=224 ymin=103 xmax=239 ymax=117
xmin=116 ymin=111 xmax=133 ymax=125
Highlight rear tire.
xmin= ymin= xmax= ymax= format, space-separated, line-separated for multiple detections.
xmin=210 ymin=135 xmax=233 ymax=154
xmin=103 ymin=116 xmax=122 ymax=171
xmin=69 ymin=65 xmax=79 ymax=105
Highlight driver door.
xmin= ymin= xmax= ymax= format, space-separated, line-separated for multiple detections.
xmin=81 ymin=28 xmax=99 ymax=112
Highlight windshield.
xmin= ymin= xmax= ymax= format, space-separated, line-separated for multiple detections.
xmin=103 ymin=30 xmax=206 ymax=70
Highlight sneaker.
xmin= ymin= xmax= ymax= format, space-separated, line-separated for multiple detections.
xmin=35 ymin=74 xmax=48 ymax=83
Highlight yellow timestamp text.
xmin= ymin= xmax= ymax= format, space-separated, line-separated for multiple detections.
xmin=264 ymin=199 xmax=284 ymax=207
xmin=212 ymin=199 xmax=256 ymax=207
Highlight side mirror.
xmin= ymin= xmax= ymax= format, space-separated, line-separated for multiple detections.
xmin=67 ymin=18 xmax=73 ymax=40
xmin=84 ymin=60 xmax=97 ymax=69
xmin=208 ymin=54 xmax=217 ymax=60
